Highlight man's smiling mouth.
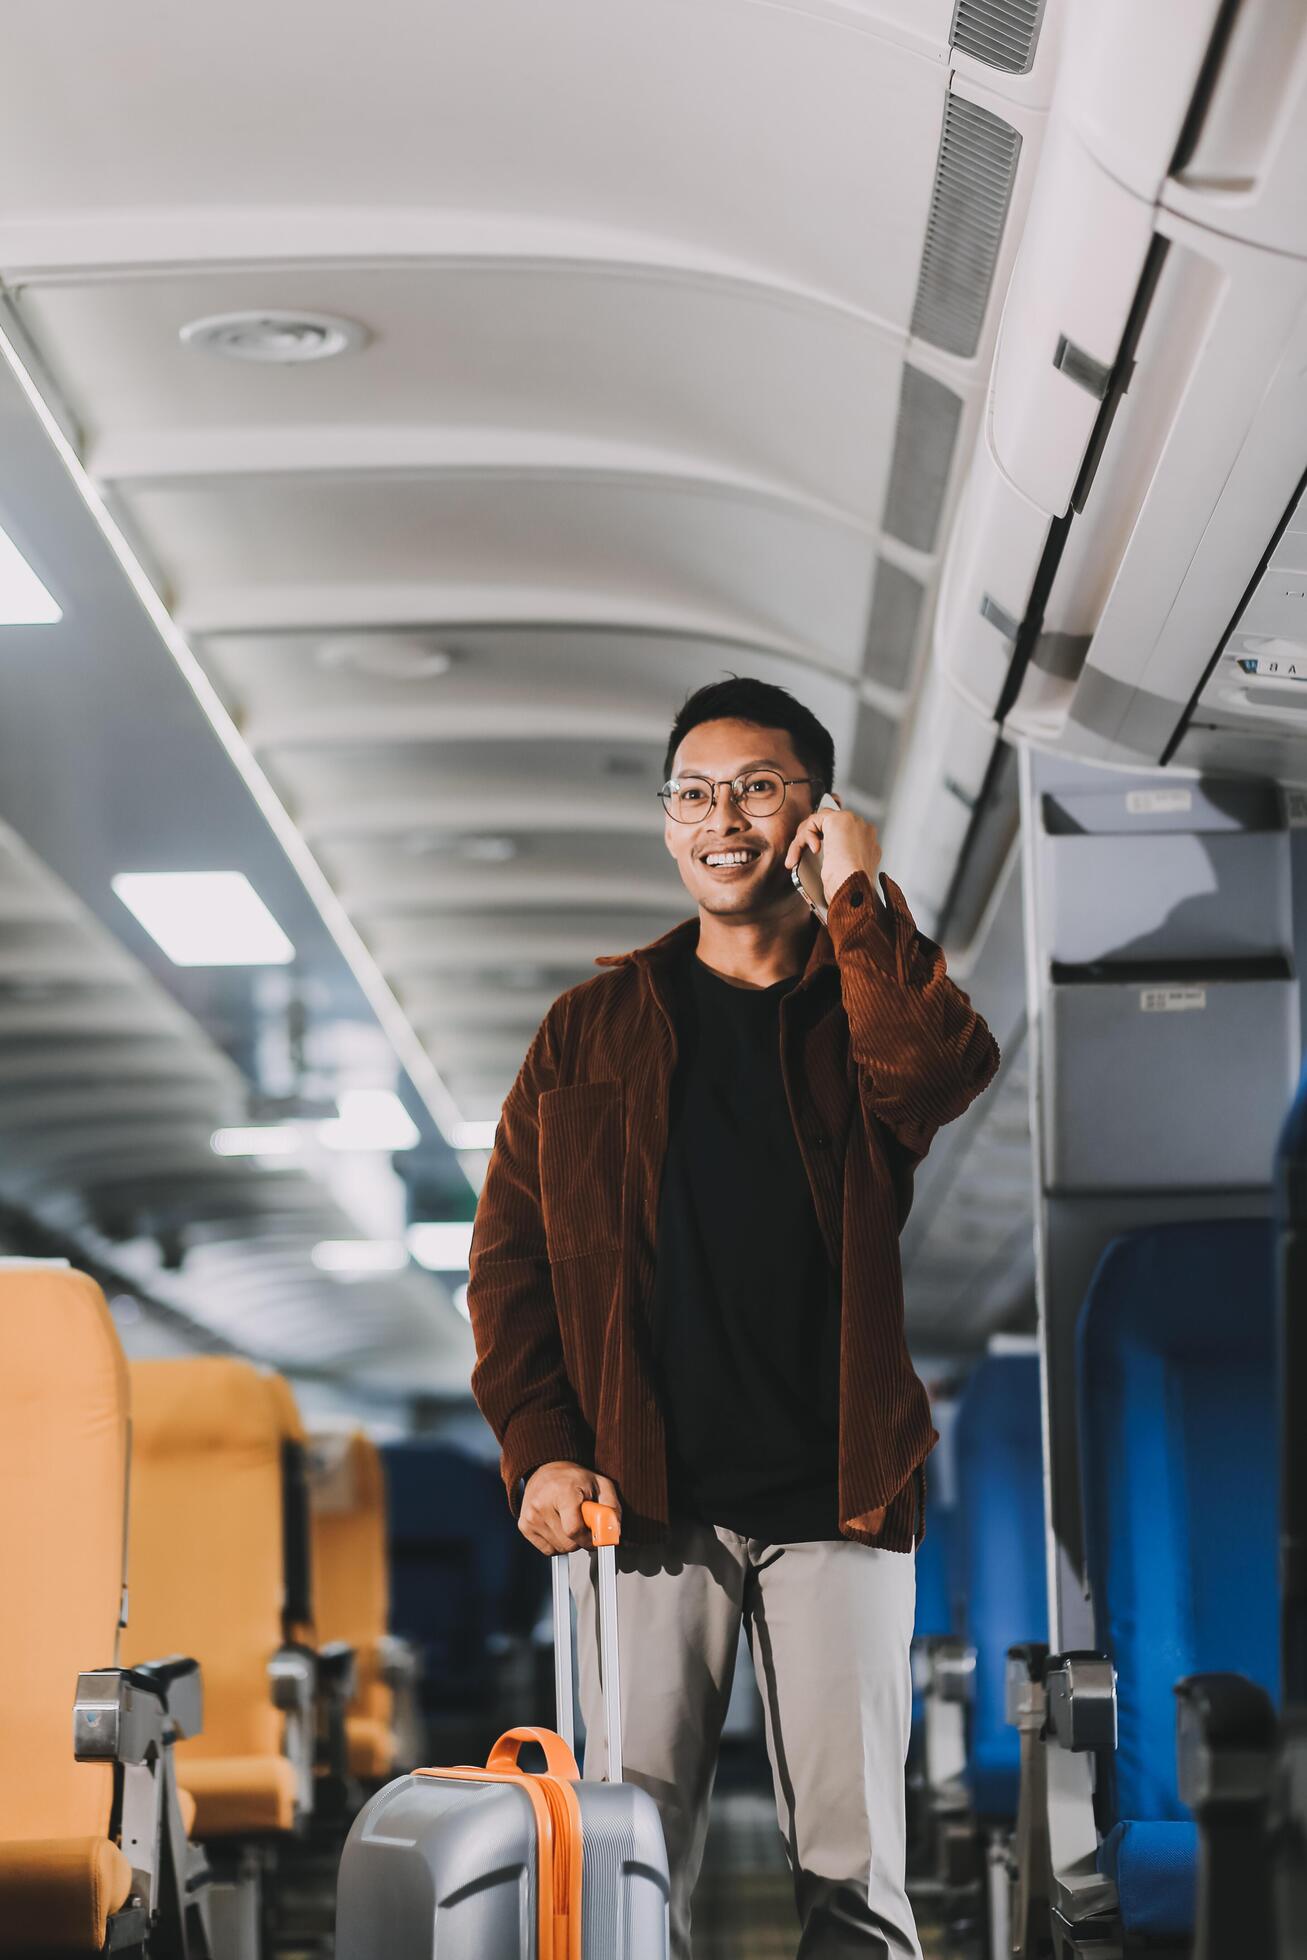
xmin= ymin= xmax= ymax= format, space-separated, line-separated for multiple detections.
xmin=701 ymin=848 xmax=761 ymax=868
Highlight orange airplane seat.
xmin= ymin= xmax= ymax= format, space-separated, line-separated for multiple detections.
xmin=0 ymin=1266 xmax=203 ymax=1958
xmin=308 ymin=1432 xmax=420 ymax=1782
xmin=122 ymin=1359 xmax=314 ymax=1851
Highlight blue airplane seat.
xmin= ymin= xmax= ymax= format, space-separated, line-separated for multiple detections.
xmin=953 ymin=1351 xmax=1047 ymax=1819
xmin=915 ymin=1499 xmax=955 ymax=1642
xmin=910 ymin=1495 xmax=955 ymax=1735
xmin=383 ymin=1441 xmax=546 ymax=1714
xmin=1077 ymin=1219 xmax=1279 ymax=1941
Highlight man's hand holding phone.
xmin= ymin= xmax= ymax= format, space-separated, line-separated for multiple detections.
xmin=785 ymin=794 xmax=884 ymax=917
xmin=519 ymin=1460 xmax=623 ymax=1555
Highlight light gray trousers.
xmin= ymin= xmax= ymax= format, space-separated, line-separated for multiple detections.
xmin=570 ymin=1522 xmax=921 ymax=1960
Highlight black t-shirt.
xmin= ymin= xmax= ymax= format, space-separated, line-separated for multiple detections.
xmin=650 ymin=945 xmax=842 ymax=1542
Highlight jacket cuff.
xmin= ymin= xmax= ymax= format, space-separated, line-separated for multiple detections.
xmin=501 ymin=1403 xmax=593 ymax=1513
xmin=826 ymin=869 xmax=899 ymax=975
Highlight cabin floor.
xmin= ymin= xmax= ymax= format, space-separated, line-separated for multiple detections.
xmin=694 ymin=1782 xmax=960 ymax=1959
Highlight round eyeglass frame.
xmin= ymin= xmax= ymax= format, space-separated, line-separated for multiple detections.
xmin=656 ymin=771 xmax=823 ymax=825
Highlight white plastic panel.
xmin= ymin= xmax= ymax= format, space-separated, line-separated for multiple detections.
xmin=1163 ymin=0 xmax=1307 ymax=258
xmin=1053 ymin=0 xmax=1223 ymax=200
xmin=1044 ymin=975 xmax=1298 ymax=1191
xmin=935 ymin=423 xmax=1049 ymax=717
xmin=988 ymin=119 xmax=1155 ymax=518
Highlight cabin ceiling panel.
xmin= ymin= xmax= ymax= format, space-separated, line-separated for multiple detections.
xmin=16 ymin=265 xmax=904 ymax=520
xmin=123 ymin=475 xmax=879 ymax=668
xmin=0 ymin=1 xmax=947 ymax=316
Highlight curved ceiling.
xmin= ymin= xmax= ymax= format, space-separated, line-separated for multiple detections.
xmin=0 ymin=0 xmax=1060 ymax=1364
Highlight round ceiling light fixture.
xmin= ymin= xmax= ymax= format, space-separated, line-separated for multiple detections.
xmin=179 ymin=309 xmax=370 ymax=364
xmin=315 ymin=635 xmax=456 ymax=681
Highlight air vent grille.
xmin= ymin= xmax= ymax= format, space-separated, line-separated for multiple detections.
xmin=849 ymin=704 xmax=898 ymax=799
xmin=911 ymin=95 xmax=1021 ymax=359
xmin=863 ymin=559 xmax=926 ymax=692
xmin=881 ymin=367 xmax=963 ymax=555
xmin=950 ymin=0 xmax=1046 ymax=74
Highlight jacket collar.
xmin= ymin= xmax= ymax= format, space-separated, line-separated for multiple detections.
xmin=595 ymin=911 xmax=837 ymax=988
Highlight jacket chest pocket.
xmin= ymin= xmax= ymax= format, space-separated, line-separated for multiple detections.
xmin=538 ymin=1081 xmax=625 ymax=1262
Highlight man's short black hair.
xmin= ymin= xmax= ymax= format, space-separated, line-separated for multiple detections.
xmin=662 ymin=676 xmax=836 ymax=791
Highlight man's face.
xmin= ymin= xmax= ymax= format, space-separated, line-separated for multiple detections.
xmin=662 ymin=718 xmax=819 ymax=918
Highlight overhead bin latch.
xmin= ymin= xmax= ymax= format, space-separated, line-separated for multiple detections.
xmin=1053 ymin=335 xmax=1115 ymax=402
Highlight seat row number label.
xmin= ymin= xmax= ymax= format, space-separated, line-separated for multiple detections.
xmin=1140 ymin=987 xmax=1207 ymax=1013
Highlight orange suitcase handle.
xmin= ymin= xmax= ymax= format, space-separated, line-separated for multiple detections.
xmin=580 ymin=1499 xmax=620 ymax=1546
xmin=487 ymin=1726 xmax=582 ymax=1781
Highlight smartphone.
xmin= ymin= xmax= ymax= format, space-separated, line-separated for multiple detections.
xmin=791 ymin=793 xmax=842 ymax=925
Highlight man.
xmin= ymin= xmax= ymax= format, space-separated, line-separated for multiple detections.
xmin=468 ymin=677 xmax=1000 ymax=1957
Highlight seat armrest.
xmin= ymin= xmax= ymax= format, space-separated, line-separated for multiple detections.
xmin=317 ymin=1640 xmax=358 ymax=1702
xmin=1175 ymin=1672 xmax=1277 ymax=1811
xmin=929 ymin=1637 xmax=976 ymax=1705
xmin=1006 ymin=1642 xmax=1050 ymax=1728
xmin=1175 ymin=1674 xmax=1278 ymax=1960
xmin=73 ymin=1668 xmax=206 ymax=1948
xmin=1044 ymin=1650 xmax=1117 ymax=1755
xmin=269 ymin=1645 xmax=316 ymax=1821
xmin=377 ymin=1632 xmax=420 ymax=1687
xmin=127 ymin=1655 xmax=203 ymax=1741
xmin=268 ymin=1644 xmax=316 ymax=1716
xmin=74 ymin=1668 xmax=169 ymax=1765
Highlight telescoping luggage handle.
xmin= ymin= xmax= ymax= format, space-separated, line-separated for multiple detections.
xmin=552 ymin=1499 xmax=622 ymax=1783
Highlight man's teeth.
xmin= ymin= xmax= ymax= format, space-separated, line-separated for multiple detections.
xmin=704 ymin=851 xmax=756 ymax=866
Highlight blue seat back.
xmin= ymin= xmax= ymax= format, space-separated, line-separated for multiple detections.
xmin=914 ymin=1498 xmax=955 ymax=1642
xmin=383 ymin=1441 xmax=546 ymax=1713
xmin=953 ymin=1351 xmax=1048 ymax=1818
xmin=1077 ymin=1220 xmax=1279 ymax=1828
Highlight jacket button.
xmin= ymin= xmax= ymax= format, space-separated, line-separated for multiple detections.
xmin=848 ymin=888 xmax=864 ymax=909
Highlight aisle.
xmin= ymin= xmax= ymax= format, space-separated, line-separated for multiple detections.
xmin=691 ymin=1788 xmax=950 ymax=1958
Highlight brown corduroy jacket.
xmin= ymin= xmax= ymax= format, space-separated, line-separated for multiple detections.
xmin=467 ymin=867 xmax=1001 ymax=1550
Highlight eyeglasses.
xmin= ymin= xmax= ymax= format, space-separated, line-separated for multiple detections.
xmin=657 ymin=769 xmax=822 ymax=825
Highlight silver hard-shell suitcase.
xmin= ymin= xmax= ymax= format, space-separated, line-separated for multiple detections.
xmin=336 ymin=1502 xmax=670 ymax=1958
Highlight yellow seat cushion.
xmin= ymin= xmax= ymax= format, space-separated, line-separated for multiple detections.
xmin=345 ymin=1716 xmax=397 ymax=1782
xmin=177 ymin=1756 xmax=299 ymax=1839
xmin=0 ymin=1836 xmax=133 ymax=1954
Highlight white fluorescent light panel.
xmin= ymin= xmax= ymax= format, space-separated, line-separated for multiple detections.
xmin=211 ymin=1124 xmax=302 ymax=1158
xmin=112 ymin=871 xmax=295 ymax=967
xmin=311 ymin=1239 xmax=409 ymax=1277
xmin=0 ymin=521 xmax=60 ymax=624
xmin=407 ymin=1220 xmax=475 ymax=1271
xmin=318 ymin=1087 xmax=420 ymax=1153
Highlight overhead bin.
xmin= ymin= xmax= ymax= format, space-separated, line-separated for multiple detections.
xmin=934 ymin=423 xmax=1049 ymax=719
xmin=1162 ymin=0 xmax=1307 ymax=258
xmin=935 ymin=2 xmax=1307 ymax=779
xmin=987 ymin=118 xmax=1155 ymax=521
xmin=1052 ymin=0 xmax=1225 ymax=201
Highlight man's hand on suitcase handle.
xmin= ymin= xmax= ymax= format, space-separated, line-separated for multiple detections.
xmin=520 ymin=1461 xmax=623 ymax=1555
